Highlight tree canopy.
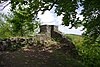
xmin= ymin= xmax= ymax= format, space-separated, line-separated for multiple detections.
xmin=81 ymin=0 xmax=100 ymax=43
xmin=0 ymin=0 xmax=100 ymax=43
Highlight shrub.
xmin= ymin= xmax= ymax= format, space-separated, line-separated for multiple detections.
xmin=65 ymin=34 xmax=100 ymax=67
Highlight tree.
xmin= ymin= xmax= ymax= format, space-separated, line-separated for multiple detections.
xmin=0 ymin=0 xmax=100 ymax=43
xmin=80 ymin=0 xmax=100 ymax=43
xmin=0 ymin=13 xmax=11 ymax=38
xmin=6 ymin=11 xmax=39 ymax=37
xmin=0 ymin=11 xmax=39 ymax=37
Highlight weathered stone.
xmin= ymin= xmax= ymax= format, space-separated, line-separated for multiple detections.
xmin=40 ymin=25 xmax=47 ymax=33
xmin=0 ymin=42 xmax=3 ymax=51
xmin=0 ymin=38 xmax=2 ymax=42
xmin=27 ymin=38 xmax=33 ymax=46
xmin=0 ymin=25 xmax=78 ymax=59
xmin=1 ymin=41 xmax=7 ymax=51
xmin=19 ymin=38 xmax=25 ymax=42
xmin=39 ymin=25 xmax=59 ymax=38
xmin=11 ymin=38 xmax=16 ymax=43
xmin=6 ymin=38 xmax=11 ymax=42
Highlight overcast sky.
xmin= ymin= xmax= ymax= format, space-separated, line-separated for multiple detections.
xmin=0 ymin=3 xmax=84 ymax=35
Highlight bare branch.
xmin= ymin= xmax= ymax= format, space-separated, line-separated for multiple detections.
xmin=0 ymin=1 xmax=5 ymax=6
xmin=41 ymin=0 xmax=57 ymax=11
xmin=0 ymin=1 xmax=10 ymax=11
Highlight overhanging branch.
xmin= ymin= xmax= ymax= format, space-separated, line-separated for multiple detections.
xmin=0 ymin=0 xmax=10 ymax=11
xmin=41 ymin=0 xmax=57 ymax=11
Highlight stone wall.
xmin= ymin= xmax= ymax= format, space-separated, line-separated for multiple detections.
xmin=0 ymin=25 xmax=78 ymax=58
xmin=0 ymin=38 xmax=34 ymax=51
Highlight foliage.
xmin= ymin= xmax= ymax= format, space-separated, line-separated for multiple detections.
xmin=65 ymin=34 xmax=100 ymax=67
xmin=0 ymin=23 xmax=11 ymax=38
xmin=0 ymin=13 xmax=12 ymax=38
xmin=81 ymin=0 xmax=100 ymax=43
xmin=10 ymin=0 xmax=79 ymax=27
xmin=79 ymin=43 xmax=100 ymax=67
xmin=9 ymin=0 xmax=100 ymax=43
xmin=7 ymin=10 xmax=39 ymax=36
xmin=0 ymin=11 xmax=39 ymax=37
xmin=0 ymin=0 xmax=100 ymax=42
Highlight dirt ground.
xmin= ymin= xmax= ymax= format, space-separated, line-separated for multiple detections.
xmin=0 ymin=45 xmax=82 ymax=67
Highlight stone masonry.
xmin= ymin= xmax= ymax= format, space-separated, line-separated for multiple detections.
xmin=39 ymin=25 xmax=58 ymax=38
xmin=0 ymin=25 xmax=78 ymax=58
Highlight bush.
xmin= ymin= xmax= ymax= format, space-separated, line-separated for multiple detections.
xmin=78 ymin=43 xmax=100 ymax=67
xmin=65 ymin=34 xmax=100 ymax=67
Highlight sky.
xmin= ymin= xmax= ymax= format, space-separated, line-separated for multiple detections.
xmin=37 ymin=6 xmax=84 ymax=35
xmin=0 ymin=2 xmax=84 ymax=35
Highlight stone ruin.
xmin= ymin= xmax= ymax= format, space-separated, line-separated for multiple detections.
xmin=34 ymin=25 xmax=58 ymax=41
xmin=39 ymin=25 xmax=58 ymax=37
xmin=0 ymin=25 xmax=78 ymax=58
xmin=35 ymin=25 xmax=78 ymax=58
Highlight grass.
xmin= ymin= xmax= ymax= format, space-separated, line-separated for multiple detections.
xmin=65 ymin=34 xmax=84 ymax=45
